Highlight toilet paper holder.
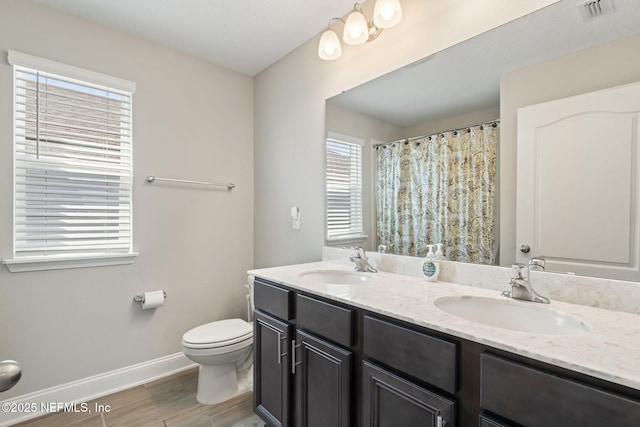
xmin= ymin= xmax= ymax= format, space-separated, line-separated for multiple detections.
xmin=133 ymin=291 xmax=167 ymax=304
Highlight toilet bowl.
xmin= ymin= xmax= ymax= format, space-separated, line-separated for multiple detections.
xmin=182 ymin=318 xmax=253 ymax=404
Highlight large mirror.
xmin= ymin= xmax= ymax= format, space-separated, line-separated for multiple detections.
xmin=325 ymin=0 xmax=640 ymax=279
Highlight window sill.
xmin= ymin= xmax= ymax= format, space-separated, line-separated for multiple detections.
xmin=326 ymin=234 xmax=368 ymax=245
xmin=3 ymin=253 xmax=139 ymax=273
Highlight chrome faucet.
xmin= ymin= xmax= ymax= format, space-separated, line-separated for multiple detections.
xmin=350 ymin=247 xmax=377 ymax=273
xmin=502 ymin=264 xmax=550 ymax=304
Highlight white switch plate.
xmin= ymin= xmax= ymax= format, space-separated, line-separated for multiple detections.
xmin=291 ymin=206 xmax=300 ymax=230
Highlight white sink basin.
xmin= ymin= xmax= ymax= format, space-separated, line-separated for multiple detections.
xmin=298 ymin=269 xmax=374 ymax=285
xmin=434 ymin=296 xmax=589 ymax=335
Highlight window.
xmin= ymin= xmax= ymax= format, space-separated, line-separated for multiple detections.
xmin=325 ymin=135 xmax=365 ymax=241
xmin=3 ymin=51 xmax=137 ymax=272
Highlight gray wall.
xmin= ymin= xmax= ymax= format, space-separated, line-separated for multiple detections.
xmin=254 ymin=0 xmax=558 ymax=268
xmin=0 ymin=1 xmax=254 ymax=397
xmin=499 ymin=33 xmax=640 ymax=266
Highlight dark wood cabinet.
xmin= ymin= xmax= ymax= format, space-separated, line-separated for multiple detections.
xmin=254 ymin=310 xmax=293 ymax=427
xmin=254 ymin=280 xmax=353 ymax=427
xmin=362 ymin=361 xmax=455 ymax=427
xmin=295 ymin=330 xmax=352 ymax=427
xmin=253 ymin=277 xmax=640 ymax=427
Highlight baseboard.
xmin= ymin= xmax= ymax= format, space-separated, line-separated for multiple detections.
xmin=0 ymin=352 xmax=196 ymax=427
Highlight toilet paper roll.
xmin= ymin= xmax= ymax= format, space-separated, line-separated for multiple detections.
xmin=141 ymin=290 xmax=165 ymax=309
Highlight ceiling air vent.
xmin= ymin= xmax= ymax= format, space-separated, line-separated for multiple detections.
xmin=577 ymin=0 xmax=614 ymax=22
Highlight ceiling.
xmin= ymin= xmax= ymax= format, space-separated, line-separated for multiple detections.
xmin=33 ymin=0 xmax=355 ymax=76
xmin=328 ymin=0 xmax=640 ymax=127
xmin=30 ymin=0 xmax=640 ymax=105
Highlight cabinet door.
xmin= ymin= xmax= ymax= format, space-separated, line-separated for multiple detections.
xmin=254 ymin=310 xmax=292 ymax=427
xmin=362 ymin=361 xmax=456 ymax=427
xmin=479 ymin=414 xmax=511 ymax=427
xmin=295 ymin=330 xmax=352 ymax=427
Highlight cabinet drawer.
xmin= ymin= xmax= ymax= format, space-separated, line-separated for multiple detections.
xmin=363 ymin=316 xmax=457 ymax=394
xmin=254 ymin=279 xmax=293 ymax=320
xmin=481 ymin=353 xmax=640 ymax=427
xmin=296 ymin=294 xmax=353 ymax=347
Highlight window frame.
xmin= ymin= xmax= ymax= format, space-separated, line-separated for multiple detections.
xmin=325 ymin=132 xmax=367 ymax=244
xmin=3 ymin=51 xmax=138 ymax=272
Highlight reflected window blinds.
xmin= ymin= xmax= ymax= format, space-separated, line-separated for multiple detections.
xmin=326 ymin=138 xmax=363 ymax=240
xmin=9 ymin=51 xmax=135 ymax=258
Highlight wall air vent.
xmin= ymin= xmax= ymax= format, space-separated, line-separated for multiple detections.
xmin=577 ymin=0 xmax=614 ymax=22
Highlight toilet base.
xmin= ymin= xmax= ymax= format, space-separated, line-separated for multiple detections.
xmin=196 ymin=363 xmax=240 ymax=404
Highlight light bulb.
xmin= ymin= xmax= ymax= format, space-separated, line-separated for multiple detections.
xmin=318 ymin=29 xmax=342 ymax=60
xmin=343 ymin=9 xmax=368 ymax=45
xmin=373 ymin=0 xmax=402 ymax=29
xmin=380 ymin=8 xmax=394 ymax=21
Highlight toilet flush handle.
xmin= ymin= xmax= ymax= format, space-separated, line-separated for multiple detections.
xmin=0 ymin=360 xmax=22 ymax=392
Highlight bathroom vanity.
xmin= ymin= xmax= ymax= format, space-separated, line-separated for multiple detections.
xmin=249 ymin=262 xmax=640 ymax=427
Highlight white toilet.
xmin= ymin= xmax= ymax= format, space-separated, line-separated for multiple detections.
xmin=182 ymin=318 xmax=253 ymax=404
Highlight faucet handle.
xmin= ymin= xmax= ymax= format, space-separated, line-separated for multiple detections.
xmin=528 ymin=257 xmax=546 ymax=271
xmin=351 ymin=246 xmax=365 ymax=257
xmin=511 ymin=264 xmax=527 ymax=280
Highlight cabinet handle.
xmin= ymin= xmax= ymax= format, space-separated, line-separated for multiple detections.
xmin=277 ymin=331 xmax=282 ymax=365
xmin=436 ymin=415 xmax=444 ymax=427
xmin=291 ymin=340 xmax=302 ymax=374
xmin=280 ymin=333 xmax=288 ymax=364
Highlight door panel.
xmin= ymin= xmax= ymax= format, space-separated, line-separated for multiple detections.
xmin=517 ymin=81 xmax=640 ymax=280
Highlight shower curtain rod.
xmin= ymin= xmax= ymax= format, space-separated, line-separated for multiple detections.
xmin=373 ymin=118 xmax=500 ymax=148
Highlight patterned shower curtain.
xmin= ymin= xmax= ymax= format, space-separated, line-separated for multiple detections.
xmin=376 ymin=123 xmax=498 ymax=264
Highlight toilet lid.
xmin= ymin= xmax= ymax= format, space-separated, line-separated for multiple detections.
xmin=183 ymin=319 xmax=252 ymax=347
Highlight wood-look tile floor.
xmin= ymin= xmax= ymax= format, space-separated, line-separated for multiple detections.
xmin=13 ymin=368 xmax=264 ymax=427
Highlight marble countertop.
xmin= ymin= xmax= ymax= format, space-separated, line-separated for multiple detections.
xmin=249 ymin=261 xmax=640 ymax=391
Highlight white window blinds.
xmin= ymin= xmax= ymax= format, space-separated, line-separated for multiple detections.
xmin=326 ymin=138 xmax=363 ymax=239
xmin=10 ymin=52 xmax=135 ymax=259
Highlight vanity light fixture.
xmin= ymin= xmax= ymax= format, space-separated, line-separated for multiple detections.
xmin=318 ymin=0 xmax=402 ymax=60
